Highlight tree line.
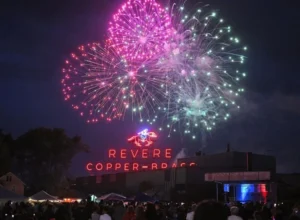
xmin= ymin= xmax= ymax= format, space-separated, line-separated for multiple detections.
xmin=0 ymin=128 xmax=89 ymax=195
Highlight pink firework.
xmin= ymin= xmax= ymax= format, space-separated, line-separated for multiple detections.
xmin=61 ymin=42 xmax=172 ymax=123
xmin=61 ymin=42 xmax=127 ymax=123
xmin=108 ymin=0 xmax=173 ymax=63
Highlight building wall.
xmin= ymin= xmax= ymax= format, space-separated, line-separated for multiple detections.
xmin=0 ymin=173 xmax=24 ymax=195
xmin=75 ymin=151 xmax=277 ymax=201
xmin=75 ymin=173 xmax=127 ymax=195
xmin=178 ymin=153 xmax=236 ymax=171
xmin=174 ymin=153 xmax=277 ymax=202
xmin=76 ymin=170 xmax=171 ymax=197
xmin=175 ymin=167 xmax=186 ymax=185
xmin=178 ymin=152 xmax=276 ymax=174
xmin=185 ymin=166 xmax=205 ymax=184
xmin=126 ymin=170 xmax=165 ymax=190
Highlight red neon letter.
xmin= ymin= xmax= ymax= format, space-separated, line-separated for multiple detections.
xmin=180 ymin=163 xmax=186 ymax=167
xmin=153 ymin=149 xmax=160 ymax=158
xmin=106 ymin=163 xmax=113 ymax=170
xmin=115 ymin=163 xmax=121 ymax=171
xmin=190 ymin=162 xmax=196 ymax=166
xmin=133 ymin=163 xmax=139 ymax=171
xmin=142 ymin=149 xmax=148 ymax=158
xmin=96 ymin=163 xmax=103 ymax=171
xmin=130 ymin=149 xmax=139 ymax=158
xmin=108 ymin=149 xmax=116 ymax=158
xmin=151 ymin=163 xmax=158 ymax=170
xmin=120 ymin=149 xmax=127 ymax=158
xmin=161 ymin=163 xmax=168 ymax=169
xmin=165 ymin=149 xmax=172 ymax=158
xmin=124 ymin=163 xmax=129 ymax=171
xmin=86 ymin=163 xmax=93 ymax=171
xmin=172 ymin=163 xmax=177 ymax=168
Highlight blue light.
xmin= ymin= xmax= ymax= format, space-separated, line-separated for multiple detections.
xmin=236 ymin=184 xmax=255 ymax=202
xmin=138 ymin=129 xmax=148 ymax=141
xmin=224 ymin=184 xmax=230 ymax=192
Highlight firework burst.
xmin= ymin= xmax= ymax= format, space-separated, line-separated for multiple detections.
xmin=108 ymin=0 xmax=173 ymax=63
xmin=61 ymin=42 xmax=171 ymax=123
xmin=61 ymin=0 xmax=248 ymax=139
xmin=143 ymin=2 xmax=248 ymax=138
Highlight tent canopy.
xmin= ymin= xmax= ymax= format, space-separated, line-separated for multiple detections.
xmin=98 ymin=193 xmax=126 ymax=201
xmin=29 ymin=190 xmax=58 ymax=201
xmin=0 ymin=186 xmax=27 ymax=201
xmin=133 ymin=192 xmax=155 ymax=202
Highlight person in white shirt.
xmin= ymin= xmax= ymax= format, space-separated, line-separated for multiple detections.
xmin=91 ymin=206 xmax=100 ymax=220
xmin=228 ymin=206 xmax=243 ymax=220
xmin=100 ymin=206 xmax=112 ymax=220
xmin=186 ymin=204 xmax=197 ymax=220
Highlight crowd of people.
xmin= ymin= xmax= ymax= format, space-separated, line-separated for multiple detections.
xmin=1 ymin=199 xmax=300 ymax=220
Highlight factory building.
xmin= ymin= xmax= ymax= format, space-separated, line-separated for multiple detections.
xmin=75 ymin=150 xmax=277 ymax=202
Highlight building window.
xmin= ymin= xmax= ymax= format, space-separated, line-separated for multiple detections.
xmin=6 ymin=176 xmax=12 ymax=182
xmin=12 ymin=185 xmax=16 ymax=192
xmin=96 ymin=176 xmax=102 ymax=184
xmin=109 ymin=174 xmax=116 ymax=182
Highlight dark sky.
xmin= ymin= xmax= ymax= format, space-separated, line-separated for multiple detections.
xmin=1 ymin=0 xmax=300 ymax=176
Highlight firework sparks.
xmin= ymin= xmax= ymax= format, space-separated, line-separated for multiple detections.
xmin=61 ymin=0 xmax=248 ymax=139
xmin=61 ymin=42 xmax=171 ymax=123
xmin=108 ymin=0 xmax=174 ymax=63
xmin=143 ymin=2 xmax=248 ymax=138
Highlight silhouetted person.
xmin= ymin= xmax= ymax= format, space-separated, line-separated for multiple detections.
xmin=155 ymin=204 xmax=164 ymax=220
xmin=260 ymin=206 xmax=271 ymax=220
xmin=135 ymin=206 xmax=146 ymax=220
xmin=55 ymin=205 xmax=71 ymax=220
xmin=43 ymin=205 xmax=55 ymax=220
xmin=91 ymin=206 xmax=100 ymax=220
xmin=186 ymin=204 xmax=197 ymax=220
xmin=100 ymin=206 xmax=112 ymax=220
xmin=228 ymin=206 xmax=242 ymax=220
xmin=114 ymin=202 xmax=125 ymax=220
xmin=253 ymin=211 xmax=263 ymax=220
xmin=145 ymin=203 xmax=157 ymax=220
xmin=122 ymin=206 xmax=135 ymax=220
xmin=193 ymin=200 xmax=227 ymax=220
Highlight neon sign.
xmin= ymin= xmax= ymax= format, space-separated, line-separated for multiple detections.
xmin=128 ymin=129 xmax=157 ymax=147
xmin=107 ymin=148 xmax=172 ymax=159
xmin=86 ymin=161 xmax=196 ymax=172
xmin=86 ymin=129 xmax=196 ymax=172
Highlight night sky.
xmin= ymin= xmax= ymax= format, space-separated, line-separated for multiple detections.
xmin=1 ymin=0 xmax=300 ymax=176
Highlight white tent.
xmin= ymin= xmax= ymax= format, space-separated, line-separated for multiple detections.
xmin=98 ymin=193 xmax=126 ymax=201
xmin=29 ymin=190 xmax=60 ymax=202
xmin=0 ymin=186 xmax=27 ymax=203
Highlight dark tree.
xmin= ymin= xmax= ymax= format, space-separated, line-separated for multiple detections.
xmin=15 ymin=127 xmax=89 ymax=194
xmin=0 ymin=130 xmax=14 ymax=175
